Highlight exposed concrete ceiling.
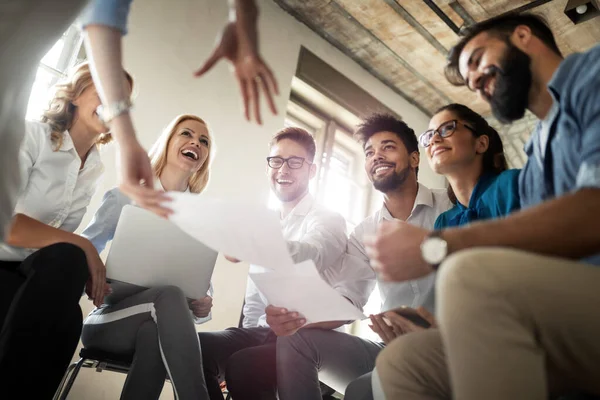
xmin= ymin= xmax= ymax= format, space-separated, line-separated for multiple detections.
xmin=274 ymin=0 xmax=600 ymax=167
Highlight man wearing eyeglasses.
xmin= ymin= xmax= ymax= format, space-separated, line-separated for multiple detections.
xmin=274 ymin=114 xmax=451 ymax=400
xmin=197 ymin=127 xmax=373 ymax=400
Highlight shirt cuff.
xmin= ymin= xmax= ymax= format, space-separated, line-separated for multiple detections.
xmin=192 ymin=311 xmax=212 ymax=325
xmin=78 ymin=0 xmax=133 ymax=35
xmin=576 ymin=162 xmax=600 ymax=190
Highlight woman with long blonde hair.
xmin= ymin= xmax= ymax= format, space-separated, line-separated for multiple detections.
xmin=80 ymin=114 xmax=215 ymax=399
xmin=0 ymin=62 xmax=133 ymax=398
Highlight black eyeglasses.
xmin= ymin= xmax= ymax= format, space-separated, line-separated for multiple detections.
xmin=418 ymin=120 xmax=475 ymax=148
xmin=266 ymin=156 xmax=311 ymax=169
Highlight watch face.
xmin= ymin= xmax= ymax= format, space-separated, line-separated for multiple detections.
xmin=421 ymin=237 xmax=448 ymax=265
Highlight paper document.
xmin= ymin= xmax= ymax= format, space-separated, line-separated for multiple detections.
xmin=168 ymin=192 xmax=294 ymax=271
xmin=250 ymin=260 xmax=366 ymax=324
xmin=169 ymin=193 xmax=365 ymax=323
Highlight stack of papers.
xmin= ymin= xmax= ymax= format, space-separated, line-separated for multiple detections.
xmin=168 ymin=192 xmax=365 ymax=323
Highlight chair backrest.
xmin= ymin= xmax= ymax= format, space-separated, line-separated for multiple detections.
xmin=238 ymin=300 xmax=246 ymax=328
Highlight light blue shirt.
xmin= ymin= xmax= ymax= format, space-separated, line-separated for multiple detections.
xmin=82 ymin=187 xmax=213 ymax=324
xmin=519 ymin=44 xmax=600 ymax=265
xmin=79 ymin=0 xmax=133 ymax=34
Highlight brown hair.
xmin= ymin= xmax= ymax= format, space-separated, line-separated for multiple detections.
xmin=434 ymin=104 xmax=507 ymax=204
xmin=445 ymin=13 xmax=561 ymax=86
xmin=41 ymin=62 xmax=134 ymax=151
xmin=148 ymin=114 xmax=214 ymax=194
xmin=269 ymin=127 xmax=316 ymax=162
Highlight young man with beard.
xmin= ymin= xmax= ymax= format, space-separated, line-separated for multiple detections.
xmin=198 ymin=127 xmax=372 ymax=400
xmin=368 ymin=14 xmax=600 ymax=400
xmin=274 ymin=114 xmax=450 ymax=400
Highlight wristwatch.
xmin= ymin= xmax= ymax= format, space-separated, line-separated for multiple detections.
xmin=420 ymin=230 xmax=448 ymax=270
xmin=96 ymin=98 xmax=133 ymax=125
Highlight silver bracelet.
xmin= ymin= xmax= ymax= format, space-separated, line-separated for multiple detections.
xmin=96 ymin=98 xmax=133 ymax=125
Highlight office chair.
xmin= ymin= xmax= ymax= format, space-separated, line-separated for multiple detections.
xmin=53 ymin=347 xmax=175 ymax=400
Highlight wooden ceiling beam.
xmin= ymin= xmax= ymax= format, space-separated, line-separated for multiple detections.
xmin=449 ymin=1 xmax=477 ymax=26
xmin=383 ymin=0 xmax=449 ymax=55
xmin=327 ymin=0 xmax=454 ymax=104
xmin=271 ymin=0 xmax=438 ymax=116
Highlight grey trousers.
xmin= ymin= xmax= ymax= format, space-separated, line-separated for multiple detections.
xmin=345 ymin=372 xmax=374 ymax=400
xmin=0 ymin=0 xmax=89 ymax=239
xmin=82 ymin=285 xmax=209 ymax=400
xmin=345 ymin=371 xmax=386 ymax=400
xmin=276 ymin=328 xmax=385 ymax=400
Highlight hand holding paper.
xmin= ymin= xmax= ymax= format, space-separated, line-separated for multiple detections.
xmin=168 ymin=192 xmax=366 ymax=324
xmin=250 ymin=260 xmax=365 ymax=324
xmin=265 ymin=305 xmax=306 ymax=336
xmin=168 ymin=192 xmax=293 ymax=271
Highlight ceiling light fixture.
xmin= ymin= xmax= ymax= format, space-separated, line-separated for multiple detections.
xmin=564 ymin=0 xmax=600 ymax=24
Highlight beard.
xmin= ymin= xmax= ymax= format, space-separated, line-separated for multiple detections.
xmin=373 ymin=164 xmax=412 ymax=193
xmin=487 ymin=42 xmax=533 ymax=124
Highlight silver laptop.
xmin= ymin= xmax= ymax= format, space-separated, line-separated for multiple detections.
xmin=105 ymin=205 xmax=218 ymax=299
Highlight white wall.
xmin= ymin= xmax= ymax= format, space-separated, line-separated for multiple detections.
xmin=68 ymin=0 xmax=441 ymax=398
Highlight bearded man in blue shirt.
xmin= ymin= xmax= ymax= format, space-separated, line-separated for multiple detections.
xmin=368 ymin=13 xmax=600 ymax=400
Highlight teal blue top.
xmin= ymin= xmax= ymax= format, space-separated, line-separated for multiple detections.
xmin=434 ymin=169 xmax=521 ymax=229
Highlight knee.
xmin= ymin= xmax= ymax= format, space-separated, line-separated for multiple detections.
xmin=437 ymin=248 xmax=520 ymax=315
xmin=44 ymin=241 xmax=87 ymax=269
xmin=437 ymin=248 xmax=502 ymax=300
xmin=43 ymin=242 xmax=86 ymax=260
xmin=376 ymin=333 xmax=434 ymax=389
xmin=344 ymin=373 xmax=372 ymax=400
xmin=276 ymin=330 xmax=316 ymax=363
xmin=155 ymin=285 xmax=186 ymax=304
xmin=35 ymin=242 xmax=89 ymax=287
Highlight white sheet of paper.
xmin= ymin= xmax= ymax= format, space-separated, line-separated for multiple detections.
xmin=250 ymin=260 xmax=366 ymax=324
xmin=167 ymin=192 xmax=294 ymax=271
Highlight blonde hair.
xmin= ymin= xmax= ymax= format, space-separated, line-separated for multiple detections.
xmin=41 ymin=62 xmax=134 ymax=151
xmin=148 ymin=115 xmax=213 ymax=194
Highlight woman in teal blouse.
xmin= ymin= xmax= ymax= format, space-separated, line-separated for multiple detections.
xmin=418 ymin=103 xmax=521 ymax=229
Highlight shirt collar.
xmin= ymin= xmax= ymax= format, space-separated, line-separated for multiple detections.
xmin=378 ymin=183 xmax=434 ymax=223
xmin=83 ymin=145 xmax=102 ymax=170
xmin=155 ymin=178 xmax=190 ymax=193
xmin=546 ymin=55 xmax=572 ymax=103
xmin=58 ymin=131 xmax=75 ymax=152
xmin=58 ymin=130 xmax=103 ymax=170
xmin=286 ymin=192 xmax=314 ymax=218
xmin=455 ymin=173 xmax=495 ymax=210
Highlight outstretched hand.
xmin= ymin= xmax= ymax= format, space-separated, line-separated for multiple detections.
xmin=195 ymin=22 xmax=279 ymax=125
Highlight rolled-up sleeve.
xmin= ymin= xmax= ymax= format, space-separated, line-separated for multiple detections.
xmin=78 ymin=0 xmax=133 ymax=34
xmin=81 ymin=188 xmax=128 ymax=254
xmin=286 ymin=211 xmax=347 ymax=274
xmin=574 ymin=50 xmax=600 ymax=190
xmin=333 ymin=230 xmax=377 ymax=310
xmin=243 ymin=275 xmax=269 ymax=328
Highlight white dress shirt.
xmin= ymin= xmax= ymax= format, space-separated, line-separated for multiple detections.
xmin=345 ymin=184 xmax=452 ymax=312
xmin=81 ymin=183 xmax=213 ymax=324
xmin=243 ymin=193 xmax=369 ymax=328
xmin=0 ymin=121 xmax=104 ymax=261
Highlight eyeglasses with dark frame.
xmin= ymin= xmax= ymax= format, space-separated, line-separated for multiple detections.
xmin=418 ymin=119 xmax=475 ymax=148
xmin=266 ymin=156 xmax=312 ymax=169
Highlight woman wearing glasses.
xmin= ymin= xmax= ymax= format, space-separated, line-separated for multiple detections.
xmin=419 ymin=103 xmax=520 ymax=229
xmin=370 ymin=103 xmax=523 ymax=354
